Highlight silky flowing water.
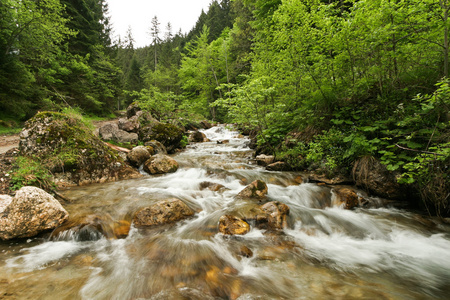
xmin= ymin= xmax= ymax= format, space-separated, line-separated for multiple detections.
xmin=1 ymin=125 xmax=449 ymax=299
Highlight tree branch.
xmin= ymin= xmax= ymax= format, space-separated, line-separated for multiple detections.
xmin=395 ymin=144 xmax=446 ymax=156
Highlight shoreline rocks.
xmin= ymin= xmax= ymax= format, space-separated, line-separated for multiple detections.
xmin=0 ymin=186 xmax=69 ymax=240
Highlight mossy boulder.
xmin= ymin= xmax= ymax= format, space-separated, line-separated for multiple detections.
xmin=19 ymin=111 xmax=140 ymax=187
xmin=139 ymin=122 xmax=184 ymax=154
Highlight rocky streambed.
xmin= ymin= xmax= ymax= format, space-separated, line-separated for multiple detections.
xmin=0 ymin=125 xmax=449 ymax=299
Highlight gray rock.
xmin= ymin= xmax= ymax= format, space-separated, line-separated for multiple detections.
xmin=118 ymin=116 xmax=140 ymax=133
xmin=99 ymin=123 xmax=138 ymax=144
xmin=99 ymin=123 xmax=119 ymax=141
xmin=127 ymin=146 xmax=152 ymax=167
xmin=114 ymin=130 xmax=138 ymax=144
xmin=0 ymin=187 xmax=69 ymax=240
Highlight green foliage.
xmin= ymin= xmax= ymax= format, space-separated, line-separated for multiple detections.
xmin=11 ymin=156 xmax=55 ymax=191
xmin=180 ymin=135 xmax=189 ymax=148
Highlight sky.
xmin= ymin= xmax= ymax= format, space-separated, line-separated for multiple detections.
xmin=106 ymin=0 xmax=213 ymax=48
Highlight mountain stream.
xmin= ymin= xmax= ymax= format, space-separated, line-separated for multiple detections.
xmin=1 ymin=125 xmax=449 ymax=299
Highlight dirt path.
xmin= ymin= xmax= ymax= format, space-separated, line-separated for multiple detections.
xmin=0 ymin=135 xmax=20 ymax=155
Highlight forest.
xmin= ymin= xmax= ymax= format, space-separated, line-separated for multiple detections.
xmin=0 ymin=0 xmax=449 ymax=216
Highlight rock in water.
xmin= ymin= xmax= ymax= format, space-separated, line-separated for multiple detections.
xmin=188 ymin=131 xmax=207 ymax=143
xmin=333 ymin=187 xmax=359 ymax=210
xmin=139 ymin=122 xmax=184 ymax=153
xmin=144 ymin=140 xmax=167 ymax=155
xmin=127 ymin=146 xmax=152 ymax=167
xmin=133 ymin=198 xmax=194 ymax=227
xmin=259 ymin=201 xmax=290 ymax=229
xmin=266 ymin=161 xmax=289 ymax=171
xmin=237 ymin=180 xmax=268 ymax=200
xmin=143 ymin=154 xmax=179 ymax=174
xmin=255 ymin=154 xmax=275 ymax=166
xmin=219 ymin=215 xmax=250 ymax=235
xmin=0 ymin=186 xmax=69 ymax=240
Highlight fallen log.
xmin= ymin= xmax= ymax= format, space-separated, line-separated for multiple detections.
xmin=103 ymin=142 xmax=130 ymax=153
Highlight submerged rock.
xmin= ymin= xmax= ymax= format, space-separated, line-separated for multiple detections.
xmin=133 ymin=198 xmax=195 ymax=227
xmin=219 ymin=215 xmax=250 ymax=235
xmin=127 ymin=146 xmax=152 ymax=167
xmin=143 ymin=154 xmax=179 ymax=174
xmin=237 ymin=180 xmax=268 ymax=200
xmin=199 ymin=181 xmax=226 ymax=192
xmin=0 ymin=186 xmax=68 ymax=240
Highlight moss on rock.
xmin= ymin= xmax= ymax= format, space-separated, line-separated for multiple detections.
xmin=139 ymin=122 xmax=184 ymax=153
xmin=18 ymin=111 xmax=140 ymax=188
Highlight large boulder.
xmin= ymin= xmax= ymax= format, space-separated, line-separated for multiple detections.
xmin=118 ymin=116 xmax=140 ymax=133
xmin=127 ymin=146 xmax=153 ymax=167
xmin=237 ymin=180 xmax=268 ymax=200
xmin=189 ymin=131 xmax=207 ymax=143
xmin=99 ymin=123 xmax=138 ymax=144
xmin=352 ymin=157 xmax=405 ymax=199
xmin=19 ymin=111 xmax=141 ymax=187
xmin=144 ymin=140 xmax=167 ymax=155
xmin=219 ymin=215 xmax=250 ymax=235
xmin=98 ymin=123 xmax=119 ymax=141
xmin=0 ymin=186 xmax=69 ymax=240
xmin=143 ymin=154 xmax=179 ymax=174
xmin=133 ymin=198 xmax=194 ymax=227
xmin=126 ymin=102 xmax=141 ymax=118
xmin=139 ymin=122 xmax=184 ymax=153
xmin=113 ymin=130 xmax=138 ymax=144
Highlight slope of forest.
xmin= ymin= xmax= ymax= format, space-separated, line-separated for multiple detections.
xmin=0 ymin=0 xmax=449 ymax=216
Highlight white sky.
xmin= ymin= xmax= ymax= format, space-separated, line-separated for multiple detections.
xmin=106 ymin=0 xmax=213 ymax=48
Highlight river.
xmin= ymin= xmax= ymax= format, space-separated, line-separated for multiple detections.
xmin=1 ymin=125 xmax=449 ymax=299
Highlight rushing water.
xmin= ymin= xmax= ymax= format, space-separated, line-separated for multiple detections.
xmin=1 ymin=125 xmax=449 ymax=299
